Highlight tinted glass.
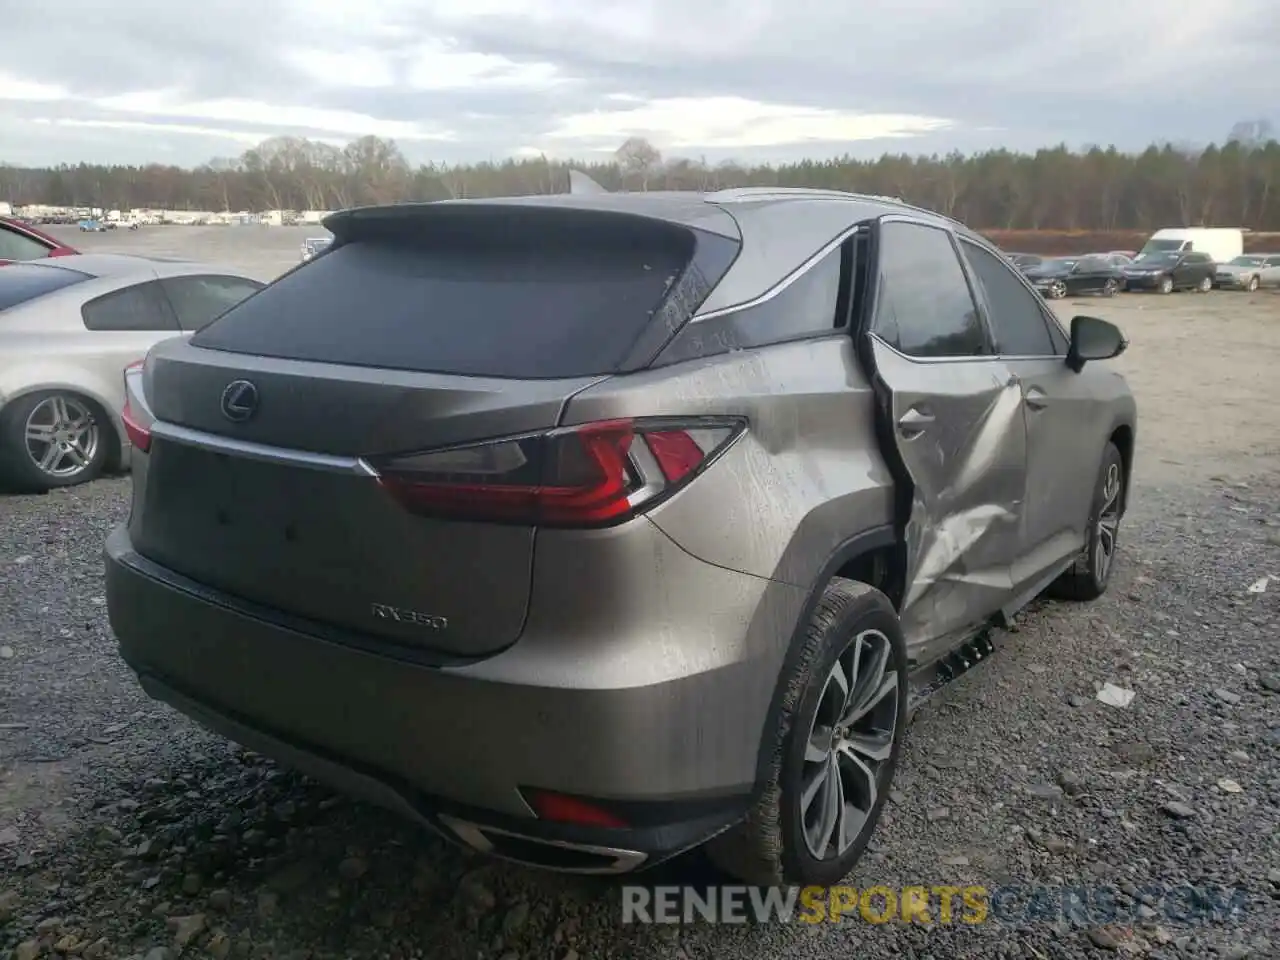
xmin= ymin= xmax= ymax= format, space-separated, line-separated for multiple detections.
xmin=1076 ymin=257 xmax=1108 ymax=270
xmin=0 ymin=224 xmax=52 ymax=262
xmin=0 ymin=263 xmax=90 ymax=311
xmin=194 ymin=231 xmax=696 ymax=378
xmin=961 ymin=241 xmax=1055 ymax=356
xmin=161 ymin=275 xmax=263 ymax=331
xmin=872 ymin=222 xmax=986 ymax=358
xmin=759 ymin=246 xmax=843 ymax=338
xmin=1267 ymin=257 xmax=1280 ymax=267
xmin=81 ymin=281 xmax=179 ymax=332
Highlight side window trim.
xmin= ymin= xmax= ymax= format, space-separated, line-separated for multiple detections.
xmin=957 ymin=236 xmax=1070 ymax=358
xmin=865 ymin=214 xmax=994 ymax=362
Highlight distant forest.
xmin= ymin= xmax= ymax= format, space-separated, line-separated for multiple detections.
xmin=3 ymin=121 xmax=1279 ymax=232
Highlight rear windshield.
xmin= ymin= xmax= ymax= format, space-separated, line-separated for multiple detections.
xmin=0 ymin=263 xmax=90 ymax=312
xmin=193 ymin=219 xmax=697 ymax=379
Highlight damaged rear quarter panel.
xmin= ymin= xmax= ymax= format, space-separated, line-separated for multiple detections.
xmin=560 ymin=337 xmax=896 ymax=587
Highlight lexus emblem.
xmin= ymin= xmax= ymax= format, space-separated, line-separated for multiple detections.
xmin=220 ymin=380 xmax=259 ymax=422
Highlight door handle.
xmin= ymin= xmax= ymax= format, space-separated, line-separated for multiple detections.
xmin=1024 ymin=388 xmax=1049 ymax=410
xmin=897 ymin=407 xmax=934 ymax=438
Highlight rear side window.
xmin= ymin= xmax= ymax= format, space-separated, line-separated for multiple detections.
xmin=0 ymin=224 xmax=52 ymax=262
xmin=0 ymin=264 xmax=89 ymax=311
xmin=161 ymin=275 xmax=264 ymax=331
xmin=194 ymin=220 xmax=701 ymax=379
xmin=82 ymin=281 xmax=179 ymax=332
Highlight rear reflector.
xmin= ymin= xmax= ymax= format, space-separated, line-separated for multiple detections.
xmin=367 ymin=417 xmax=743 ymax=528
xmin=120 ymin=360 xmax=151 ymax=452
xmin=523 ymin=789 xmax=630 ymax=829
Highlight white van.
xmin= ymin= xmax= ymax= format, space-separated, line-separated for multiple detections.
xmin=1138 ymin=228 xmax=1244 ymax=264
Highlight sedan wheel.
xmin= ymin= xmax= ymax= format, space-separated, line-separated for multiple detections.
xmin=1158 ymin=276 xmax=1174 ymax=294
xmin=0 ymin=391 xmax=109 ymax=492
xmin=1048 ymin=280 xmax=1067 ymax=300
xmin=1197 ymin=276 xmax=1212 ymax=293
xmin=1102 ymin=279 xmax=1119 ymax=297
xmin=1248 ymin=275 xmax=1260 ymax=292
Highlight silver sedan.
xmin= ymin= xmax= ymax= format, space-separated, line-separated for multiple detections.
xmin=1213 ymin=254 xmax=1280 ymax=291
xmin=0 ymin=254 xmax=264 ymax=491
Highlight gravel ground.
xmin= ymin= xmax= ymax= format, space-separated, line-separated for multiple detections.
xmin=3 ymin=233 xmax=1280 ymax=959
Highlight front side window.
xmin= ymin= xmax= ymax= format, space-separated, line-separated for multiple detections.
xmin=871 ymin=221 xmax=986 ymax=359
xmin=161 ymin=275 xmax=264 ymax=332
xmin=960 ymin=240 xmax=1056 ymax=357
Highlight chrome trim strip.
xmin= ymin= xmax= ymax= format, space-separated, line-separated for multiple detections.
xmin=148 ymin=421 xmax=375 ymax=476
xmin=437 ymin=814 xmax=649 ymax=875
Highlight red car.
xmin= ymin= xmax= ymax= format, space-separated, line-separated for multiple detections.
xmin=0 ymin=216 xmax=79 ymax=265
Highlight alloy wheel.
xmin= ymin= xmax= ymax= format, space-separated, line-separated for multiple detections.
xmin=1048 ymin=281 xmax=1067 ymax=300
xmin=1198 ymin=276 xmax=1212 ymax=293
xmin=800 ymin=629 xmax=899 ymax=861
xmin=1159 ymin=277 xmax=1173 ymax=294
xmin=1094 ymin=461 xmax=1122 ymax=584
xmin=23 ymin=395 xmax=100 ymax=479
xmin=1249 ymin=276 xmax=1259 ymax=292
xmin=1103 ymin=279 xmax=1118 ymax=297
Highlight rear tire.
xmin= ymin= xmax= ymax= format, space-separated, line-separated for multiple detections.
xmin=1048 ymin=443 xmax=1124 ymax=602
xmin=705 ymin=579 xmax=908 ymax=886
xmin=1102 ymin=279 xmax=1118 ymax=297
xmin=1197 ymin=276 xmax=1212 ymax=293
xmin=0 ymin=391 xmax=109 ymax=493
xmin=1248 ymin=275 xmax=1260 ymax=292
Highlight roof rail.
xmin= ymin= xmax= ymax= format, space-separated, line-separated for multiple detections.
xmin=705 ymin=186 xmax=887 ymax=203
xmin=695 ymin=185 xmax=977 ymax=234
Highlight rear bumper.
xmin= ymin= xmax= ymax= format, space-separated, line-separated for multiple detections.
xmin=105 ymin=525 xmax=793 ymax=870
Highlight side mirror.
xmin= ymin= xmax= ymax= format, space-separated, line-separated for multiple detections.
xmin=1066 ymin=315 xmax=1127 ymax=373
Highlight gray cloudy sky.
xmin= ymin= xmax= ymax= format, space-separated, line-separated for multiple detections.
xmin=1 ymin=0 xmax=1276 ymax=168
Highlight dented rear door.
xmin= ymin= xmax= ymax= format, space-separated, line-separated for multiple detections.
xmin=863 ymin=218 xmax=1028 ymax=660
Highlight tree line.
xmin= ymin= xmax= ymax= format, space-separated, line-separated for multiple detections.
xmin=3 ymin=124 xmax=1280 ymax=232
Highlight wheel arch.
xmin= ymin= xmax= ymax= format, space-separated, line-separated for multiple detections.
xmin=752 ymin=524 xmax=901 ymax=792
xmin=1107 ymin=420 xmax=1135 ymax=515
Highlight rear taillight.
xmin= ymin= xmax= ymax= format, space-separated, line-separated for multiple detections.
xmin=120 ymin=360 xmax=151 ymax=453
xmin=367 ymin=417 xmax=744 ymax=528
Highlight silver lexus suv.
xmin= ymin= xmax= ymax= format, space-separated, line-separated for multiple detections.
xmin=106 ymin=187 xmax=1136 ymax=886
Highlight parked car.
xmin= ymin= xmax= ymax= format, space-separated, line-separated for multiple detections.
xmin=1024 ymin=255 xmax=1124 ymax=299
xmin=299 ymin=237 xmax=332 ymax=262
xmin=105 ymin=189 xmax=1135 ymax=887
xmin=0 ymin=254 xmax=264 ymax=491
xmin=79 ymin=219 xmax=107 ymax=232
xmin=0 ymin=216 xmax=79 ymax=265
xmin=1006 ymin=252 xmax=1043 ymax=270
xmin=1213 ymin=254 xmax=1280 ymax=291
xmin=1121 ymin=250 xmax=1215 ymax=293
